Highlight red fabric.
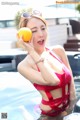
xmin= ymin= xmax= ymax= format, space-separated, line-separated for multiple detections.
xmin=33 ymin=49 xmax=71 ymax=116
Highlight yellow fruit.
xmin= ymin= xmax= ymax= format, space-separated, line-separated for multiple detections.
xmin=17 ymin=27 xmax=32 ymax=42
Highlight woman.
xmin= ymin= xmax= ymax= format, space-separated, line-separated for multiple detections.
xmin=17 ymin=10 xmax=76 ymax=120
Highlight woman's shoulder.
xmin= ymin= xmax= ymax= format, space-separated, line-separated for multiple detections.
xmin=17 ymin=54 xmax=33 ymax=69
xmin=51 ymin=45 xmax=65 ymax=54
xmin=51 ymin=45 xmax=64 ymax=50
xmin=22 ymin=54 xmax=34 ymax=65
xmin=50 ymin=45 xmax=66 ymax=59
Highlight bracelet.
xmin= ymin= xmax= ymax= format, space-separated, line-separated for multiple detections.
xmin=35 ymin=58 xmax=44 ymax=64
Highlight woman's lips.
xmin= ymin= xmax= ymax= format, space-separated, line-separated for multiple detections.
xmin=37 ymin=40 xmax=44 ymax=45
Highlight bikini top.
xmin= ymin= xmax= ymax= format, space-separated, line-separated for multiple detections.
xmin=33 ymin=48 xmax=72 ymax=116
xmin=34 ymin=48 xmax=71 ymax=90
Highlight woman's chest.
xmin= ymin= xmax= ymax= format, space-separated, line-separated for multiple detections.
xmin=45 ymin=53 xmax=64 ymax=74
xmin=32 ymin=51 xmax=64 ymax=74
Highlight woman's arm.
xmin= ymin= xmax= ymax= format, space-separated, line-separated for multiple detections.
xmin=17 ymin=52 xmax=60 ymax=86
xmin=17 ymin=37 xmax=60 ymax=86
xmin=52 ymin=45 xmax=77 ymax=113
xmin=52 ymin=45 xmax=76 ymax=100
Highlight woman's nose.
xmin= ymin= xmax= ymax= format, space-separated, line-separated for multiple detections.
xmin=38 ymin=30 xmax=43 ymax=37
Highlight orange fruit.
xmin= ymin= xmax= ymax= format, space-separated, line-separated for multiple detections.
xmin=17 ymin=27 xmax=32 ymax=42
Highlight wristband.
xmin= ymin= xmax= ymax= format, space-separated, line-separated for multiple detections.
xmin=35 ymin=58 xmax=44 ymax=64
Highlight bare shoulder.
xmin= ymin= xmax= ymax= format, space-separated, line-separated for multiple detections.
xmin=17 ymin=54 xmax=33 ymax=70
xmin=51 ymin=45 xmax=70 ymax=67
xmin=51 ymin=45 xmax=66 ymax=59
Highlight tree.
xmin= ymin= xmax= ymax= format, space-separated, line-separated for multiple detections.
xmin=75 ymin=4 xmax=80 ymax=13
xmin=14 ymin=8 xmax=32 ymax=29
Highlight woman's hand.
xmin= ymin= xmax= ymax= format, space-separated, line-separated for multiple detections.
xmin=66 ymin=99 xmax=77 ymax=114
xmin=69 ymin=99 xmax=77 ymax=109
xmin=19 ymin=36 xmax=34 ymax=53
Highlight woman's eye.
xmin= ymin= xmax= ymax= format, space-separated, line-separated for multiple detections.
xmin=42 ymin=27 xmax=46 ymax=30
xmin=32 ymin=30 xmax=37 ymax=33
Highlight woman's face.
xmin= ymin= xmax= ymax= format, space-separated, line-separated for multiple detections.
xmin=27 ymin=17 xmax=47 ymax=53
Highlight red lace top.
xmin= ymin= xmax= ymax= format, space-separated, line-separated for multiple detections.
xmin=33 ymin=49 xmax=71 ymax=117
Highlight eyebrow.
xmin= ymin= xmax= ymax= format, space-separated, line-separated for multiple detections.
xmin=31 ymin=27 xmax=37 ymax=30
xmin=31 ymin=25 xmax=45 ymax=30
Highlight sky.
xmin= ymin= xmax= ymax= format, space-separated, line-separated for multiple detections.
xmin=0 ymin=0 xmax=79 ymax=20
xmin=0 ymin=0 xmax=56 ymax=20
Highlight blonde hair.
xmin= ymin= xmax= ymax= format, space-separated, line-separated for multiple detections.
xmin=19 ymin=11 xmax=47 ymax=28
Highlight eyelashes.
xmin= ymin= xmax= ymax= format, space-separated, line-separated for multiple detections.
xmin=32 ymin=27 xmax=46 ymax=33
xmin=32 ymin=30 xmax=37 ymax=33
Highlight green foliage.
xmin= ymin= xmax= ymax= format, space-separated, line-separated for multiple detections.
xmin=75 ymin=4 xmax=80 ymax=13
xmin=14 ymin=8 xmax=32 ymax=29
